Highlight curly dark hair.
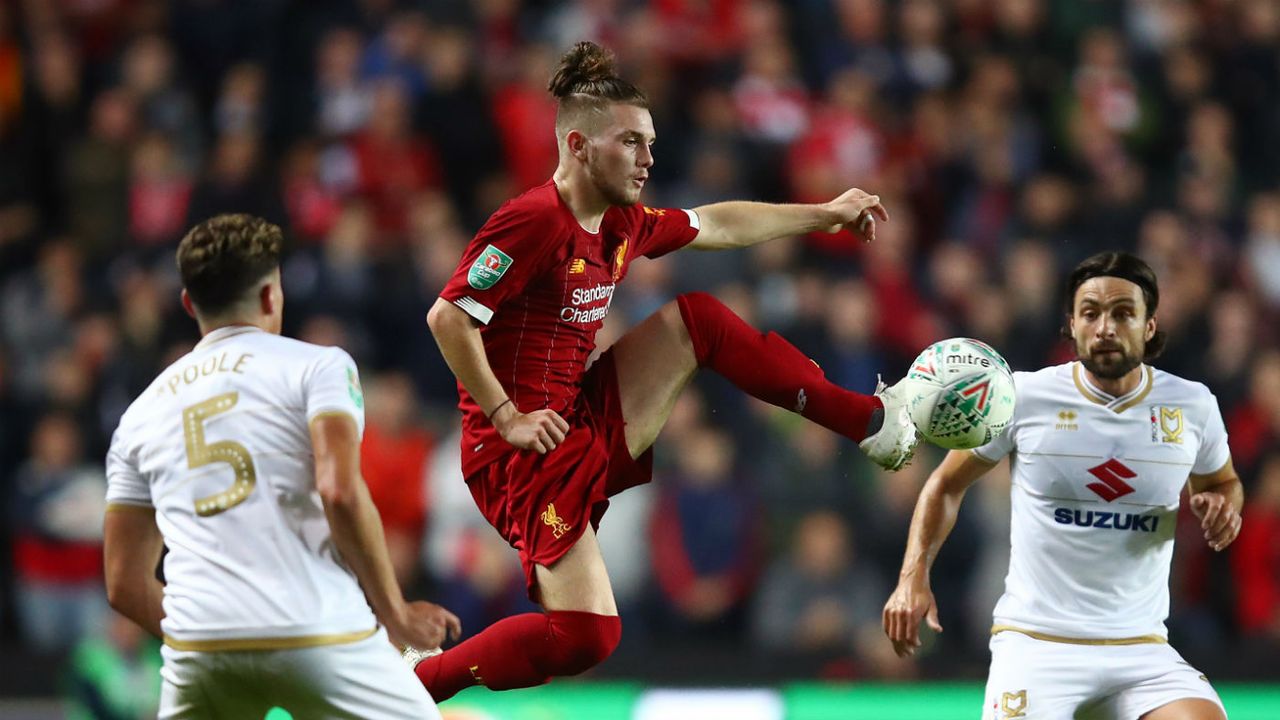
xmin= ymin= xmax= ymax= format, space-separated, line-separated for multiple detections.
xmin=1060 ymin=251 xmax=1167 ymax=361
xmin=177 ymin=214 xmax=283 ymax=316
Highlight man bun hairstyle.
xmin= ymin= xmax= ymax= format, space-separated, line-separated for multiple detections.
xmin=1061 ymin=251 xmax=1167 ymax=361
xmin=177 ymin=213 xmax=283 ymax=316
xmin=548 ymin=41 xmax=647 ymax=135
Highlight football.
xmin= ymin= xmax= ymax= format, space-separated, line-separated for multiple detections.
xmin=901 ymin=338 xmax=1016 ymax=450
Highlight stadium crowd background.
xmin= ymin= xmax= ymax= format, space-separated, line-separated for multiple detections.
xmin=0 ymin=0 xmax=1278 ymax=713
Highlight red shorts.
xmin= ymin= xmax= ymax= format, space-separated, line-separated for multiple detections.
xmin=465 ymin=349 xmax=653 ymax=601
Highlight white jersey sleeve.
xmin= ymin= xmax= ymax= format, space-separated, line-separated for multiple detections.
xmin=1192 ymin=391 xmax=1230 ymax=475
xmin=304 ymin=347 xmax=366 ymax=434
xmin=105 ymin=428 xmax=151 ymax=507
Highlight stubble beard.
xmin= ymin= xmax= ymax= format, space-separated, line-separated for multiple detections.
xmin=1077 ymin=342 xmax=1144 ymax=380
xmin=588 ymin=161 xmax=640 ymax=207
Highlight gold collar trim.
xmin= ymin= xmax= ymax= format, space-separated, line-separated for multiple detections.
xmin=1072 ymin=363 xmax=1153 ymax=414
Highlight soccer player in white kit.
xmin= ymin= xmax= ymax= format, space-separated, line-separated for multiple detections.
xmin=102 ymin=214 xmax=460 ymax=719
xmin=883 ymin=252 xmax=1243 ymax=720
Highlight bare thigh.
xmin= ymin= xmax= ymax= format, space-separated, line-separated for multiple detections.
xmin=609 ymin=301 xmax=698 ymax=459
xmin=534 ymin=526 xmax=618 ymax=616
xmin=1140 ymin=699 xmax=1226 ymax=720
xmin=529 ymin=303 xmax=695 ymax=616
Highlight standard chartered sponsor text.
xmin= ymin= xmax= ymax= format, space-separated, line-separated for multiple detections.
xmin=571 ymin=283 xmax=616 ymax=305
xmin=562 ymin=282 xmax=616 ymax=323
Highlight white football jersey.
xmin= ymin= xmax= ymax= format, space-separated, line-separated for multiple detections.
xmin=106 ymin=326 xmax=376 ymax=647
xmin=972 ymin=362 xmax=1230 ymax=640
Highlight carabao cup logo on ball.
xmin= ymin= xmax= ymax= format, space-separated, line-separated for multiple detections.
xmin=902 ymin=338 xmax=1016 ymax=450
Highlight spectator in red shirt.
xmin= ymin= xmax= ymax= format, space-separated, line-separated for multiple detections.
xmin=491 ymin=45 xmax=559 ymax=192
xmin=1233 ymin=453 xmax=1280 ymax=640
xmin=280 ymin=140 xmax=345 ymax=244
xmin=1227 ymin=351 xmax=1280 ymax=474
xmin=128 ymin=133 xmax=192 ymax=249
xmin=361 ymin=371 xmax=432 ymax=587
xmin=11 ymin=411 xmax=108 ymax=652
xmin=348 ymin=80 xmax=441 ymax=246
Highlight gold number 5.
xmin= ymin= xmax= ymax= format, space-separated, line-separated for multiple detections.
xmin=183 ymin=392 xmax=256 ymax=516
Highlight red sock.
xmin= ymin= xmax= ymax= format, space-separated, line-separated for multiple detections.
xmin=677 ymin=292 xmax=881 ymax=442
xmin=415 ymin=611 xmax=621 ymax=702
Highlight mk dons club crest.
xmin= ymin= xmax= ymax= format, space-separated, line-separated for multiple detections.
xmin=468 ymin=244 xmax=513 ymax=290
xmin=1150 ymin=406 xmax=1184 ymax=444
xmin=999 ymin=690 xmax=1028 ymax=719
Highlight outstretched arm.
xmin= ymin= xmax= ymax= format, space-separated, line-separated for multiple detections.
xmin=1188 ymin=458 xmax=1244 ymax=552
xmin=882 ymin=449 xmax=996 ymax=657
xmin=688 ymin=188 xmax=888 ymax=250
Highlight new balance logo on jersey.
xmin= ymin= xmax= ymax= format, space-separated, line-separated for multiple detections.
xmin=1053 ymin=508 xmax=1160 ymax=533
xmin=1086 ymin=459 xmax=1136 ymax=501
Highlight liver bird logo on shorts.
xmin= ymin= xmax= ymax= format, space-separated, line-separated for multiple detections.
xmin=542 ymin=503 xmax=572 ymax=539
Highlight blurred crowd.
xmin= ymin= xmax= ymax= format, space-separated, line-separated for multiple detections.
xmin=1 ymin=0 xmax=1280 ymax=708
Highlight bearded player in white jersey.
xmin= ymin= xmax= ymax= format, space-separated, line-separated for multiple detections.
xmin=103 ymin=214 xmax=460 ymax=718
xmin=884 ymin=252 xmax=1243 ymax=720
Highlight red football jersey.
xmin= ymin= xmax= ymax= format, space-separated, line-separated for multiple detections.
xmin=439 ymin=180 xmax=700 ymax=477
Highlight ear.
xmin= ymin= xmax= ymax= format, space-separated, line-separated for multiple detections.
xmin=259 ymin=282 xmax=275 ymax=315
xmin=1145 ymin=315 xmax=1157 ymax=341
xmin=565 ymin=129 xmax=589 ymax=160
xmin=181 ymin=289 xmax=197 ymax=320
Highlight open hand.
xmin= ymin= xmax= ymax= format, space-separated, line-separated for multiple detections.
xmin=882 ymin=576 xmax=943 ymax=658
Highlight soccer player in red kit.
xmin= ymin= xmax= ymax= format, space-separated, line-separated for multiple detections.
xmin=412 ymin=41 xmax=918 ymax=701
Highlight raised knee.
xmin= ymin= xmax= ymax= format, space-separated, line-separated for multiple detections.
xmin=546 ymin=611 xmax=621 ymax=676
xmin=675 ymin=292 xmax=726 ymax=363
xmin=675 ymin=291 xmax=718 ymax=322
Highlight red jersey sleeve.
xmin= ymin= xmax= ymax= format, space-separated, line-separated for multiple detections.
xmin=439 ymin=200 xmax=561 ymax=324
xmin=633 ymin=205 xmax=701 ymax=259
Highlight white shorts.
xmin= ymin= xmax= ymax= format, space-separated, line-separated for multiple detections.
xmin=158 ymin=627 xmax=441 ymax=719
xmin=982 ymin=630 xmax=1224 ymax=720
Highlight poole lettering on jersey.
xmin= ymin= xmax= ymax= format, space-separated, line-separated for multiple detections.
xmin=1053 ymin=508 xmax=1159 ymax=533
xmin=159 ymin=352 xmax=253 ymax=396
xmin=561 ymin=282 xmax=616 ymax=324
